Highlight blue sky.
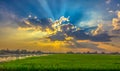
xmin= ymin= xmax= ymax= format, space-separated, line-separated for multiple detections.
xmin=1 ymin=0 xmax=120 ymax=26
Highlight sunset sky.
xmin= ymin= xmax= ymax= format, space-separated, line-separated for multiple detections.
xmin=0 ymin=0 xmax=120 ymax=52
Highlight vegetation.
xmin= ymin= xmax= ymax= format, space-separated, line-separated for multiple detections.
xmin=0 ymin=49 xmax=43 ymax=55
xmin=0 ymin=54 xmax=120 ymax=71
xmin=0 ymin=49 xmax=120 ymax=55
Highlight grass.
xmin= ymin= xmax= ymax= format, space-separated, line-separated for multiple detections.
xmin=0 ymin=54 xmax=120 ymax=71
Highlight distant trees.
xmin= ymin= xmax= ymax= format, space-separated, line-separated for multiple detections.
xmin=0 ymin=49 xmax=43 ymax=55
xmin=101 ymin=51 xmax=105 ymax=54
xmin=66 ymin=51 xmax=120 ymax=54
xmin=0 ymin=49 xmax=119 ymax=55
xmin=66 ymin=51 xmax=74 ymax=54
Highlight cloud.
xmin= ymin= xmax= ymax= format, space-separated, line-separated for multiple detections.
xmin=48 ymin=31 xmax=67 ymax=41
xmin=109 ymin=11 xmax=120 ymax=34
xmin=90 ymin=33 xmax=112 ymax=42
xmin=0 ymin=14 xmax=119 ymax=52
xmin=112 ymin=12 xmax=120 ymax=31
xmin=17 ymin=15 xmax=114 ymax=42
xmin=78 ymin=11 xmax=103 ymax=27
xmin=91 ymin=24 xmax=104 ymax=36
xmin=0 ymin=9 xmax=20 ymax=28
xmin=106 ymin=0 xmax=111 ymax=4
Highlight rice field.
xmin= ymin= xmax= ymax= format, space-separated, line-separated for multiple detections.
xmin=0 ymin=54 xmax=120 ymax=71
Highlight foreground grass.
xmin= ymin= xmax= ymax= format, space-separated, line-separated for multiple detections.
xmin=0 ymin=54 xmax=120 ymax=71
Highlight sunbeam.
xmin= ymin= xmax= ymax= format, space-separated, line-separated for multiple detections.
xmin=38 ymin=0 xmax=54 ymax=19
xmin=0 ymin=0 xmax=120 ymax=53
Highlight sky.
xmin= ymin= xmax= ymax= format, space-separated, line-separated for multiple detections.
xmin=0 ymin=0 xmax=120 ymax=53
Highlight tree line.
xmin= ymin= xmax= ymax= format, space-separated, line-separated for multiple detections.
xmin=0 ymin=49 xmax=119 ymax=55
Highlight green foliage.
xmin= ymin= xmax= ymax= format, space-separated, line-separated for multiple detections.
xmin=0 ymin=54 xmax=120 ymax=71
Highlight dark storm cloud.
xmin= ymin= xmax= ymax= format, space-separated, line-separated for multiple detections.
xmin=63 ymin=39 xmax=104 ymax=50
xmin=48 ymin=32 xmax=66 ymax=41
xmin=19 ymin=16 xmax=112 ymax=42
xmin=66 ymin=29 xmax=112 ymax=42
xmin=90 ymin=33 xmax=112 ymax=42
xmin=112 ymin=30 xmax=120 ymax=34
xmin=66 ymin=30 xmax=90 ymax=40
xmin=74 ymin=42 xmax=103 ymax=50
xmin=19 ymin=17 xmax=53 ymax=29
xmin=49 ymin=30 xmax=112 ymax=42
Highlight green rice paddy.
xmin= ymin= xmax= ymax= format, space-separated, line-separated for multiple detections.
xmin=0 ymin=54 xmax=120 ymax=71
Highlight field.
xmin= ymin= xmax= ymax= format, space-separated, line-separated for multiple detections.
xmin=0 ymin=54 xmax=120 ymax=71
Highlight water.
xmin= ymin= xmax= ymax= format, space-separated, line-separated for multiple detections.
xmin=0 ymin=54 xmax=47 ymax=62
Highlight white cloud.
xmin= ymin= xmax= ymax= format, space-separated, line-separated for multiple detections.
xmin=106 ymin=0 xmax=111 ymax=4
xmin=91 ymin=24 xmax=104 ymax=36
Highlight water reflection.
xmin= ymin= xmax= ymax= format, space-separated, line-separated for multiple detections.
xmin=0 ymin=54 xmax=47 ymax=62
